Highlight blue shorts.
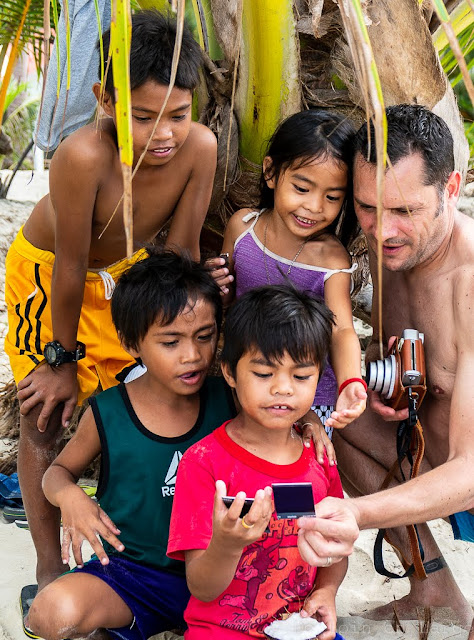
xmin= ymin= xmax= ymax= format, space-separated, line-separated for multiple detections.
xmin=74 ymin=555 xmax=190 ymax=640
xmin=449 ymin=510 xmax=474 ymax=543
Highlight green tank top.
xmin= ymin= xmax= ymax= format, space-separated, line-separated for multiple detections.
xmin=90 ymin=376 xmax=236 ymax=574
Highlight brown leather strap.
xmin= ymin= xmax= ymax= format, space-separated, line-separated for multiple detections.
xmin=379 ymin=419 xmax=427 ymax=580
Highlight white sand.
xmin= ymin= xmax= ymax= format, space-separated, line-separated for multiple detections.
xmin=0 ymin=172 xmax=472 ymax=639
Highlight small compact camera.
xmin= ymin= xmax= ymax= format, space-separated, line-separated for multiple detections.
xmin=365 ymin=329 xmax=427 ymax=410
xmin=272 ymin=482 xmax=315 ymax=520
xmin=222 ymin=496 xmax=254 ymax=519
xmin=219 ymin=252 xmax=230 ymax=268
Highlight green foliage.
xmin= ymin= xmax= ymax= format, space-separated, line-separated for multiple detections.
xmin=439 ymin=24 xmax=474 ymax=87
xmin=0 ymin=81 xmax=39 ymax=169
xmin=0 ymin=0 xmax=52 ymax=76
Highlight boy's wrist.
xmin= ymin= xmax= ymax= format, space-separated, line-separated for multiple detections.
xmin=209 ymin=532 xmax=244 ymax=558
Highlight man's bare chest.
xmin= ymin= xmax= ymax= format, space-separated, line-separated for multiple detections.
xmin=381 ymin=274 xmax=456 ymax=399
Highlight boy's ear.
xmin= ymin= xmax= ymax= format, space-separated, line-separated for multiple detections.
xmin=92 ymin=82 xmax=114 ymax=117
xmin=221 ymin=361 xmax=237 ymax=389
xmin=118 ymin=332 xmax=138 ymax=359
xmin=263 ymin=156 xmax=276 ymax=189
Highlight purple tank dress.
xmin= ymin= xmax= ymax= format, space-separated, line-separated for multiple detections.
xmin=233 ymin=211 xmax=356 ymax=432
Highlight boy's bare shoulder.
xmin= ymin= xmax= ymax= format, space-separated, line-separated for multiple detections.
xmin=49 ymin=120 xmax=118 ymax=192
xmin=54 ymin=120 xmax=117 ymax=166
xmin=184 ymin=121 xmax=217 ymax=158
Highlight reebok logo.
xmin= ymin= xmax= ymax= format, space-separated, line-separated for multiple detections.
xmin=161 ymin=451 xmax=183 ymax=497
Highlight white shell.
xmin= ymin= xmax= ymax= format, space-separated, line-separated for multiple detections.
xmin=264 ymin=612 xmax=327 ymax=640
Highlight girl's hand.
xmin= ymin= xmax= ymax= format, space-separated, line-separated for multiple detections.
xmin=205 ymin=257 xmax=234 ymax=296
xmin=326 ymin=381 xmax=367 ymax=430
xmin=212 ymin=480 xmax=272 ymax=550
xmin=301 ymin=587 xmax=337 ymax=640
xmin=58 ymin=484 xmax=124 ymax=568
xmin=301 ymin=421 xmax=336 ymax=466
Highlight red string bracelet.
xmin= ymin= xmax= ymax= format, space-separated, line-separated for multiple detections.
xmin=338 ymin=377 xmax=368 ymax=395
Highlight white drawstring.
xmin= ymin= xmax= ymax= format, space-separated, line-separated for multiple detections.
xmin=98 ymin=270 xmax=116 ymax=300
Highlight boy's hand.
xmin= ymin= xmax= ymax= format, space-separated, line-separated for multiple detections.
xmin=58 ymin=484 xmax=124 ymax=568
xmin=212 ymin=480 xmax=272 ymax=549
xmin=205 ymin=257 xmax=234 ymax=296
xmin=17 ymin=363 xmax=78 ymax=431
xmin=326 ymin=382 xmax=367 ymax=430
xmin=301 ymin=587 xmax=337 ymax=640
xmin=301 ymin=421 xmax=336 ymax=466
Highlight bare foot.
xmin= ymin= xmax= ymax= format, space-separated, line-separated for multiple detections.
xmin=356 ymin=594 xmax=474 ymax=630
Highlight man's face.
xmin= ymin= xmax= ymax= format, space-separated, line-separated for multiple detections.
xmin=353 ymin=153 xmax=449 ymax=271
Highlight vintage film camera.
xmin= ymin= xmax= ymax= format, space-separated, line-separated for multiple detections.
xmin=365 ymin=329 xmax=427 ymax=410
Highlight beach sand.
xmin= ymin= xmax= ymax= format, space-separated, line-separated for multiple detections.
xmin=0 ymin=172 xmax=472 ymax=639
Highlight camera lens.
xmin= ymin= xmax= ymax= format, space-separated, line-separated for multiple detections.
xmin=365 ymin=355 xmax=396 ymax=398
xmin=366 ymin=361 xmax=378 ymax=390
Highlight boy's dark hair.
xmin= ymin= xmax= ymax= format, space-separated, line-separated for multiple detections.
xmin=221 ymin=285 xmax=334 ymax=377
xmin=354 ymin=104 xmax=454 ymax=192
xmin=259 ymin=109 xmax=359 ymax=249
xmin=101 ymin=10 xmax=202 ymax=99
xmin=111 ymin=247 xmax=222 ymax=350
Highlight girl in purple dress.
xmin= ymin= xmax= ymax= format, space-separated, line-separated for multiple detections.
xmin=211 ymin=110 xmax=366 ymax=437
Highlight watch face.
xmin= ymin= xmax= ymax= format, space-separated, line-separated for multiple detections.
xmin=44 ymin=344 xmax=57 ymax=364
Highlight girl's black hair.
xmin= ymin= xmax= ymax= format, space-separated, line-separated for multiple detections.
xmin=221 ymin=285 xmax=334 ymax=377
xmin=111 ymin=247 xmax=222 ymax=351
xmin=259 ymin=109 xmax=359 ymax=249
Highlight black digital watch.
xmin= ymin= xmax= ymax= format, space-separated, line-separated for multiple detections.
xmin=43 ymin=341 xmax=86 ymax=367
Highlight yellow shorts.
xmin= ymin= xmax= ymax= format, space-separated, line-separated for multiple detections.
xmin=5 ymin=227 xmax=146 ymax=403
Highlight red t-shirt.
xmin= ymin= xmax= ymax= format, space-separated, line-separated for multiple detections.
xmin=167 ymin=422 xmax=343 ymax=639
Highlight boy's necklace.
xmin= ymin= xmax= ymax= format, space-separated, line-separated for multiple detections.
xmin=263 ymin=216 xmax=307 ymax=284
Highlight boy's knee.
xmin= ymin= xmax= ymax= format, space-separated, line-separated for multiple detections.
xmin=27 ymin=584 xmax=82 ymax=639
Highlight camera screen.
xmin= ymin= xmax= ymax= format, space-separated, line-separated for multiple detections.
xmin=272 ymin=482 xmax=315 ymax=519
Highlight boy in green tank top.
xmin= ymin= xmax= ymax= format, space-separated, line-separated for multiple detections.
xmin=26 ymin=249 xmax=237 ymax=640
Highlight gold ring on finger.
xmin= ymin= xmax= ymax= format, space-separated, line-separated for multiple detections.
xmin=241 ymin=516 xmax=254 ymax=529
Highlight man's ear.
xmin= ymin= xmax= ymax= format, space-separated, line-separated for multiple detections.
xmin=221 ymin=361 xmax=237 ymax=389
xmin=445 ymin=170 xmax=462 ymax=203
xmin=263 ymin=156 xmax=276 ymax=190
xmin=92 ymin=82 xmax=114 ymax=117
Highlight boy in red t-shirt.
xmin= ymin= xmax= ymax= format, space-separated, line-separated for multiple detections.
xmin=168 ymin=285 xmax=348 ymax=640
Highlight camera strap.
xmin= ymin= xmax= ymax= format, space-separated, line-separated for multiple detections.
xmin=373 ymin=390 xmax=429 ymax=581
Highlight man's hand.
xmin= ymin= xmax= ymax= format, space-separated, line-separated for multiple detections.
xmin=212 ymin=480 xmax=272 ymax=550
xmin=368 ymin=389 xmax=409 ymax=421
xmin=17 ymin=363 xmax=78 ymax=431
xmin=301 ymin=587 xmax=337 ymax=640
xmin=326 ymin=381 xmax=367 ymax=430
xmin=58 ymin=484 xmax=124 ymax=568
xmin=366 ymin=336 xmax=409 ymax=421
xmin=297 ymin=497 xmax=360 ymax=565
xmin=205 ymin=257 xmax=234 ymax=296
xmin=301 ymin=421 xmax=337 ymax=466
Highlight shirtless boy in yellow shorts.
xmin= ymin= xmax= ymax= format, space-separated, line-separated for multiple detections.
xmin=5 ymin=10 xmax=217 ymax=594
